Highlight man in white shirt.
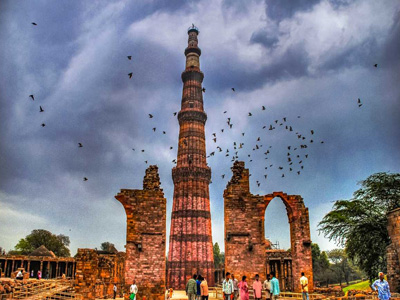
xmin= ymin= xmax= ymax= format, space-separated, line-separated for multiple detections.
xmin=300 ymin=272 xmax=309 ymax=300
xmin=130 ymin=280 xmax=138 ymax=300
xmin=113 ymin=284 xmax=117 ymax=299
xmin=263 ymin=274 xmax=271 ymax=300
xmin=222 ymin=272 xmax=234 ymax=300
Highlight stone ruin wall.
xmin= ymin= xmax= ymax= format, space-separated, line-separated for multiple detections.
xmin=387 ymin=207 xmax=400 ymax=292
xmin=115 ymin=165 xmax=167 ymax=300
xmin=224 ymin=161 xmax=313 ymax=293
xmin=74 ymin=249 xmax=125 ymax=299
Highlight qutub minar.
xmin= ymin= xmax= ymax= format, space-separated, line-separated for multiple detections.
xmin=167 ymin=24 xmax=215 ymax=289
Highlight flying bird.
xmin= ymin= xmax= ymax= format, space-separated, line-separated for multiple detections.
xmin=248 ymin=112 xmax=252 ymax=116
xmin=262 ymin=106 xmax=266 ymax=110
xmin=163 ymin=131 xmax=166 ymax=134
xmin=78 ymin=143 xmax=83 ymax=148
xmin=170 ymin=147 xmax=173 ymax=150
xmin=149 ymin=114 xmax=153 ymax=118
xmin=39 ymin=106 xmax=44 ymax=112
xmin=358 ymin=98 xmax=362 ymax=107
xmin=128 ymin=73 xmax=133 ymax=78
xmin=83 ymin=177 xmax=88 ymax=181
xmin=153 ymin=127 xmax=156 ymax=132
xmin=41 ymin=123 xmax=45 ymax=127
xmin=127 ymin=56 xmax=132 ymax=60
xmin=311 ymin=130 xmax=314 ymax=135
xmin=31 ymin=22 xmax=37 ymax=26
xmin=202 ymin=87 xmax=206 ymax=93
xmin=231 ymin=88 xmax=235 ymax=92
xmin=173 ymin=112 xmax=177 ymax=116
xmin=29 ymin=95 xmax=34 ymax=101
xmin=223 ymin=111 xmax=227 ymax=114
xmin=374 ymin=64 xmax=378 ymax=68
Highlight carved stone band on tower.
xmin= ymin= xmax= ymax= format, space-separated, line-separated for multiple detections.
xmin=167 ymin=24 xmax=215 ymax=289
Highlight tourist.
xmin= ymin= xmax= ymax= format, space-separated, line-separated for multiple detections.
xmin=232 ymin=274 xmax=239 ymax=300
xmin=371 ymin=272 xmax=391 ymax=300
xmin=300 ymin=272 xmax=309 ymax=300
xmin=186 ymin=274 xmax=198 ymax=300
xmin=263 ymin=274 xmax=271 ymax=300
xmin=200 ymin=276 xmax=209 ymax=300
xmin=222 ymin=272 xmax=234 ymax=300
xmin=30 ymin=270 xmax=34 ymax=278
xmin=196 ymin=275 xmax=202 ymax=300
xmin=113 ymin=284 xmax=117 ymax=299
xmin=16 ymin=270 xmax=23 ymax=280
xmin=238 ymin=276 xmax=249 ymax=300
xmin=130 ymin=279 xmax=138 ymax=300
xmin=37 ymin=270 xmax=42 ymax=280
xmin=253 ymin=274 xmax=262 ymax=300
xmin=166 ymin=288 xmax=173 ymax=300
xmin=269 ymin=272 xmax=280 ymax=300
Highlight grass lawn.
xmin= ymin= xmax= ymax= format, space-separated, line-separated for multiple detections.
xmin=343 ymin=280 xmax=371 ymax=292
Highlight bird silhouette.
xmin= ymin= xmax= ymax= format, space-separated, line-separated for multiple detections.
xmin=78 ymin=143 xmax=83 ymax=148
xmin=31 ymin=22 xmax=37 ymax=26
xmin=145 ymin=161 xmax=148 ymax=164
xmin=262 ymin=106 xmax=266 ymax=110
xmin=39 ymin=106 xmax=44 ymax=112
xmin=127 ymin=56 xmax=132 ymax=60
xmin=213 ymin=138 xmax=217 ymax=143
xmin=202 ymin=87 xmax=206 ymax=93
xmin=248 ymin=112 xmax=252 ymax=116
xmin=149 ymin=114 xmax=153 ymax=118
xmin=163 ymin=131 xmax=166 ymax=134
xmin=231 ymin=88 xmax=235 ymax=92
xmin=132 ymin=148 xmax=135 ymax=151
xmin=83 ymin=177 xmax=88 ymax=181
xmin=222 ymin=174 xmax=225 ymax=178
xmin=41 ymin=123 xmax=45 ymax=127
xmin=358 ymin=98 xmax=362 ymax=107
xmin=141 ymin=149 xmax=145 ymax=152
xmin=374 ymin=64 xmax=378 ymax=68
xmin=173 ymin=112 xmax=177 ymax=116
xmin=153 ymin=128 xmax=156 ymax=132
xmin=128 ymin=73 xmax=133 ymax=78
xmin=29 ymin=95 xmax=34 ymax=101
xmin=212 ymin=133 xmax=216 ymax=137
xmin=170 ymin=147 xmax=173 ymax=150
xmin=311 ymin=130 xmax=314 ymax=135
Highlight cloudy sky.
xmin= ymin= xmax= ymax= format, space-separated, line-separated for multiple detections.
xmin=0 ymin=0 xmax=399 ymax=255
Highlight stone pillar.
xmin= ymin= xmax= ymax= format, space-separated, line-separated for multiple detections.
xmin=116 ymin=165 xmax=167 ymax=300
xmin=75 ymin=249 xmax=99 ymax=300
xmin=56 ymin=262 xmax=59 ymax=278
xmin=4 ymin=260 xmax=8 ymax=277
xmin=387 ymin=208 xmax=400 ymax=292
xmin=11 ymin=260 xmax=15 ymax=272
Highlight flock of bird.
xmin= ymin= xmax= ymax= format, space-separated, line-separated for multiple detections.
xmin=28 ymin=21 xmax=377 ymax=185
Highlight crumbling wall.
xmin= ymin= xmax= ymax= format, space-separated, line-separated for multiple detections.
xmin=115 ymin=165 xmax=167 ymax=300
xmin=74 ymin=249 xmax=125 ymax=299
xmin=387 ymin=208 xmax=400 ymax=292
xmin=224 ymin=161 xmax=313 ymax=292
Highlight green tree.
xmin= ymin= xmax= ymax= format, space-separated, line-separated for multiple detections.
xmin=101 ymin=242 xmax=116 ymax=252
xmin=311 ymin=243 xmax=330 ymax=284
xmin=13 ymin=229 xmax=71 ymax=257
xmin=213 ymin=242 xmax=225 ymax=268
xmin=318 ymin=172 xmax=400 ymax=281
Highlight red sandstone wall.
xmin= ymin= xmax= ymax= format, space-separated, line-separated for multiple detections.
xmin=224 ymin=161 xmax=313 ymax=292
xmin=116 ymin=165 xmax=166 ymax=300
xmin=387 ymin=208 xmax=400 ymax=292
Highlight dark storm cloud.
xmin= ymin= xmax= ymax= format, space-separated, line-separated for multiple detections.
xmin=250 ymin=28 xmax=279 ymax=48
xmin=265 ymin=0 xmax=321 ymax=21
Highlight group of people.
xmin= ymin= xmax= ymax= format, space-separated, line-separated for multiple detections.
xmin=220 ymin=271 xmax=309 ymax=300
xmin=186 ymin=274 xmax=209 ymax=300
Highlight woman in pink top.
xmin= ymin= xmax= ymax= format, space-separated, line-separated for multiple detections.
xmin=238 ymin=276 xmax=249 ymax=300
xmin=252 ymin=274 xmax=262 ymax=300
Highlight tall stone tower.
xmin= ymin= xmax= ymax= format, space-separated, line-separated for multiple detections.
xmin=167 ymin=25 xmax=214 ymax=289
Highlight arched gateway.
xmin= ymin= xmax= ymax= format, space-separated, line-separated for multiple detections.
xmin=224 ymin=161 xmax=313 ymax=292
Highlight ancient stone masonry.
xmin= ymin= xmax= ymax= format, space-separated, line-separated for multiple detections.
xmin=115 ymin=165 xmax=167 ymax=300
xmin=387 ymin=208 xmax=400 ymax=292
xmin=167 ymin=25 xmax=214 ymax=289
xmin=74 ymin=249 xmax=125 ymax=300
xmin=224 ymin=161 xmax=313 ymax=293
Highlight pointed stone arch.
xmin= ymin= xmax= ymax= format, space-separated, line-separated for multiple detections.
xmin=224 ymin=162 xmax=313 ymax=292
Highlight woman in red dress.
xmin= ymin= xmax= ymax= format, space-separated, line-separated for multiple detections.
xmin=238 ymin=276 xmax=249 ymax=300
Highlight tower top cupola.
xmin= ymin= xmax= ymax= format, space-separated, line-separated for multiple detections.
xmin=188 ymin=23 xmax=199 ymax=34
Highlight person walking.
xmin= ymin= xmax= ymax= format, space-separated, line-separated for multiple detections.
xmin=37 ymin=270 xmax=42 ymax=280
xmin=30 ymin=270 xmax=34 ymax=278
xmin=200 ymin=276 xmax=209 ymax=300
xmin=16 ymin=270 xmax=23 ymax=280
xmin=269 ymin=272 xmax=280 ymax=300
xmin=130 ymin=280 xmax=138 ymax=300
xmin=300 ymin=272 xmax=309 ymax=300
xmin=372 ymin=272 xmax=391 ymax=300
xmin=196 ymin=275 xmax=202 ymax=300
xmin=232 ymin=274 xmax=239 ymax=300
xmin=263 ymin=274 xmax=271 ymax=300
xmin=253 ymin=274 xmax=262 ymax=300
xmin=238 ymin=276 xmax=249 ymax=300
xmin=186 ymin=274 xmax=198 ymax=300
xmin=113 ymin=284 xmax=117 ymax=299
xmin=222 ymin=272 xmax=234 ymax=300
